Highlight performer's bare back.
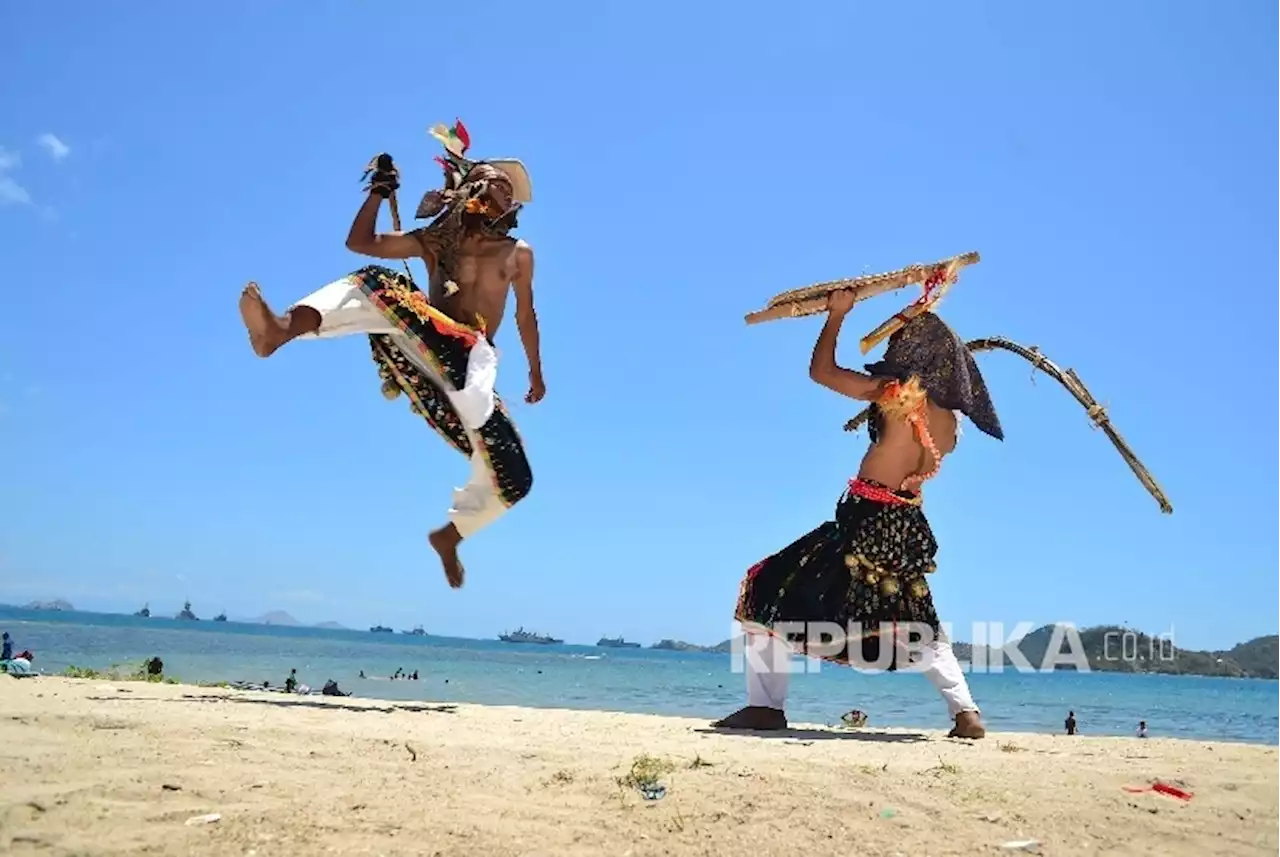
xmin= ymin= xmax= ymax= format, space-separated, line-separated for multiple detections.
xmin=856 ymin=403 xmax=957 ymax=490
xmin=809 ymin=289 xmax=959 ymax=492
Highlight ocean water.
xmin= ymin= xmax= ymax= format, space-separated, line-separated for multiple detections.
xmin=2 ymin=607 xmax=1276 ymax=745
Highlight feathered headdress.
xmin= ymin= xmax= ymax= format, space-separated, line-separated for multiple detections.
xmin=416 ymin=118 xmax=533 ymax=221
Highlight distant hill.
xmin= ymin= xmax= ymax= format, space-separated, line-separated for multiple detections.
xmin=950 ymin=625 xmax=1278 ymax=679
xmin=25 ymin=599 xmax=74 ymax=611
xmin=314 ymin=621 xmax=347 ymax=630
xmin=247 ymin=611 xmax=300 ymax=627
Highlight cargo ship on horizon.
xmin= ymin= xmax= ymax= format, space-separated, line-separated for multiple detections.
xmin=596 ymin=636 xmax=641 ymax=649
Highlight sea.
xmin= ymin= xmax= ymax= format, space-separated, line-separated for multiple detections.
xmin=2 ymin=607 xmax=1276 ymax=745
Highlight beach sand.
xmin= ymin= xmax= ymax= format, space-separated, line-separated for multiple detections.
xmin=0 ymin=678 xmax=1275 ymax=856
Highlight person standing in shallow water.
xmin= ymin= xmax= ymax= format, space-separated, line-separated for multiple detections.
xmin=1066 ymin=711 xmax=1078 ymax=735
xmin=717 ymin=291 xmax=1005 ymax=739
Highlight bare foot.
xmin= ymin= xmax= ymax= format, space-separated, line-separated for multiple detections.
xmin=428 ymin=524 xmax=465 ymax=589
xmin=712 ymin=706 xmax=788 ymax=730
xmin=948 ymin=710 xmax=986 ymax=739
xmin=238 ymin=283 xmax=287 ymax=358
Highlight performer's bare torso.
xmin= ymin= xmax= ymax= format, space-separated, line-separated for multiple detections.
xmin=856 ymin=401 xmax=957 ymax=490
xmin=425 ymin=232 xmax=522 ymax=338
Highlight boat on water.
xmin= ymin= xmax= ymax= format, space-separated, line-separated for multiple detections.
xmin=370 ymin=625 xmax=393 ymax=633
xmin=135 ymin=603 xmax=151 ymax=618
xmin=176 ymin=601 xmax=198 ymax=621
xmin=213 ymin=612 xmax=227 ymax=622
xmin=596 ymin=636 xmax=641 ymax=648
xmin=401 ymin=626 xmax=426 ymax=636
xmin=499 ymin=627 xmax=563 ymax=645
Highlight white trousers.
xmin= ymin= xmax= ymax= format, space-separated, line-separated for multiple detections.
xmin=295 ymin=276 xmax=507 ymax=538
xmin=743 ymin=632 xmax=979 ymax=719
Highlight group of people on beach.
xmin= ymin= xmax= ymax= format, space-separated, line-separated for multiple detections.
xmin=1 ymin=632 xmax=35 ymax=675
xmin=235 ymin=120 xmax=1156 ymax=740
xmin=273 ymin=668 xmax=349 ymax=697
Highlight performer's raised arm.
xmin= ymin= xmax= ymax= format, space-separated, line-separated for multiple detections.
xmin=808 ymin=290 xmax=887 ymax=401
xmin=344 ymin=154 xmax=438 ymax=262
xmin=513 ymin=240 xmax=545 ymax=404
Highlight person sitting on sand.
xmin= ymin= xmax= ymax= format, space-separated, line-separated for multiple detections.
xmin=284 ymin=669 xmax=298 ymax=694
xmin=322 ymin=679 xmax=351 ymax=697
xmin=1065 ymin=711 xmax=1077 ymax=736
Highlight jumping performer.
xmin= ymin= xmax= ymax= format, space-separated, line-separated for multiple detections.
xmin=237 ymin=121 xmax=541 ymax=588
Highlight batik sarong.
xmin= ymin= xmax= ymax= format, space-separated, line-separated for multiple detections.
xmin=295 ymin=265 xmax=532 ymax=536
xmin=734 ymin=479 xmax=940 ymax=669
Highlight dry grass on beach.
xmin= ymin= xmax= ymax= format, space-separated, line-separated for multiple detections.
xmin=0 ymin=678 xmax=1276 ymax=856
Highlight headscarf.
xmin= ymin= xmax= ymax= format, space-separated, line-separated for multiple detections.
xmin=413 ymin=121 xmax=524 ymax=288
xmin=863 ymin=312 xmax=1003 ymax=440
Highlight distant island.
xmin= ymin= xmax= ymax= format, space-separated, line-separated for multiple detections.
xmin=647 ymin=626 xmax=1276 ymax=679
xmin=24 ymin=599 xmax=74 ymax=612
xmin=247 ymin=610 xmax=299 ymax=626
xmin=950 ymin=625 xmax=1278 ymax=680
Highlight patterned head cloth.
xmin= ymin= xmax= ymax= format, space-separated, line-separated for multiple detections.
xmin=863 ymin=312 xmax=1003 ymax=440
xmin=410 ymin=120 xmax=532 ymax=290
xmin=415 ymin=119 xmax=531 ymax=231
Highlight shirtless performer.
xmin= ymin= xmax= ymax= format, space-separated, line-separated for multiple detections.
xmin=716 ymin=290 xmax=1004 ymax=739
xmin=237 ymin=121 xmax=541 ymax=587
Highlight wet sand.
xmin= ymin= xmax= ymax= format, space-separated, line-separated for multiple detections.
xmin=0 ymin=677 xmax=1276 ymax=856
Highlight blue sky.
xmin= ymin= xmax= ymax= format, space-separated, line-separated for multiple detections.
xmin=1 ymin=1 xmax=1275 ymax=649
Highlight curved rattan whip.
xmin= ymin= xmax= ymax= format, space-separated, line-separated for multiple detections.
xmin=842 ymin=336 xmax=1173 ymax=514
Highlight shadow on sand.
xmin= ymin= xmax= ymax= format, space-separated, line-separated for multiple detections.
xmin=695 ymin=726 xmax=929 ymax=743
xmin=208 ymin=695 xmax=458 ymax=716
xmin=87 ymin=691 xmax=457 ymax=715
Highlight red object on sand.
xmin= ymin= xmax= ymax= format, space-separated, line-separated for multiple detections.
xmin=1152 ymin=782 xmax=1194 ymax=800
xmin=1123 ymin=782 xmax=1194 ymax=801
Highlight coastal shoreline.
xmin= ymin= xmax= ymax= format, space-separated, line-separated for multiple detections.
xmin=1 ymin=678 xmax=1276 ymax=856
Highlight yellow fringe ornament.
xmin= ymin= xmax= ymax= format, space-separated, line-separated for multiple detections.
xmin=876 ymin=376 xmax=928 ymax=423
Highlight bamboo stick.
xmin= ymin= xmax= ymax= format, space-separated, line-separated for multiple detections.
xmin=744 ymin=252 xmax=980 ymax=326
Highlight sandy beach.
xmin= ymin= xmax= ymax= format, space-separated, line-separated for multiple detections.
xmin=0 ymin=678 xmax=1275 ymax=856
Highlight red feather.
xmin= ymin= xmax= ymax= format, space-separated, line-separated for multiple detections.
xmin=434 ymin=156 xmax=449 ymax=170
xmin=453 ymin=119 xmax=471 ymax=153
